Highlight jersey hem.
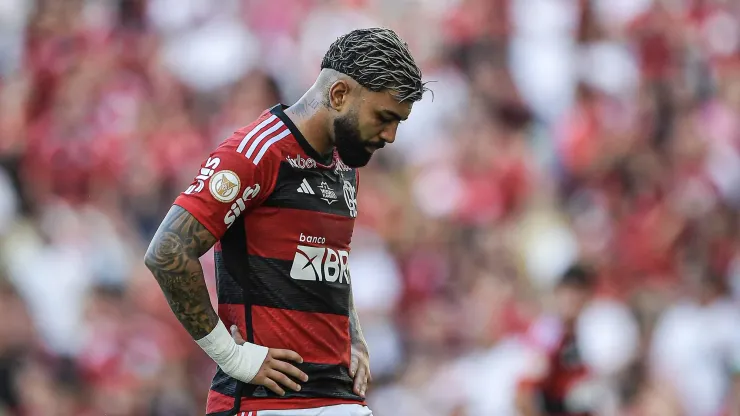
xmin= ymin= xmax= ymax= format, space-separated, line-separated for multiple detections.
xmin=206 ymin=390 xmax=365 ymax=414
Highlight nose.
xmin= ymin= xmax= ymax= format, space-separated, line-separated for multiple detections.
xmin=379 ymin=123 xmax=398 ymax=144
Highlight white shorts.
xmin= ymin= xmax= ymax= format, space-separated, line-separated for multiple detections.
xmin=239 ymin=404 xmax=373 ymax=416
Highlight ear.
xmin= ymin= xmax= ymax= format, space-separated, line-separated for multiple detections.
xmin=328 ymin=80 xmax=351 ymax=111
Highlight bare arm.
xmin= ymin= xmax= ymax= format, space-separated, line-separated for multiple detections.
xmin=348 ymin=282 xmax=371 ymax=397
xmin=145 ymin=206 xmax=308 ymax=393
xmin=144 ymin=205 xmax=219 ymax=339
xmin=349 ymin=284 xmax=367 ymax=348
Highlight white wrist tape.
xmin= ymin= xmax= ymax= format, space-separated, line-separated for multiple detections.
xmin=195 ymin=320 xmax=268 ymax=383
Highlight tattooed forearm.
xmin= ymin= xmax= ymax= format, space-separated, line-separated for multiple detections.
xmin=349 ymin=284 xmax=367 ymax=347
xmin=144 ymin=205 xmax=219 ymax=339
xmin=349 ymin=307 xmax=366 ymax=347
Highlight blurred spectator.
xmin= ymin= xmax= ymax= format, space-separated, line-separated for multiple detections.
xmin=515 ymin=264 xmax=602 ymax=416
xmin=650 ymin=269 xmax=740 ymax=416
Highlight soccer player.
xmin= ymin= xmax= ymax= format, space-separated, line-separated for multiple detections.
xmin=515 ymin=264 xmax=597 ymax=416
xmin=144 ymin=28 xmax=428 ymax=416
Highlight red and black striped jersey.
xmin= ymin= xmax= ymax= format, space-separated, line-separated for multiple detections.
xmin=174 ymin=105 xmax=362 ymax=416
xmin=518 ymin=318 xmax=592 ymax=416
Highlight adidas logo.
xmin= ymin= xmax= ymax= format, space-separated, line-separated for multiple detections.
xmin=297 ymin=178 xmax=314 ymax=194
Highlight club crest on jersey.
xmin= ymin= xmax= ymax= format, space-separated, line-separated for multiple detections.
xmin=343 ymin=180 xmax=357 ymax=218
xmin=209 ymin=170 xmax=241 ymax=203
xmin=318 ymin=182 xmax=338 ymax=205
xmin=286 ymin=154 xmax=316 ymax=169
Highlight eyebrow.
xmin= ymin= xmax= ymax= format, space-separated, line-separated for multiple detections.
xmin=380 ymin=109 xmax=407 ymax=122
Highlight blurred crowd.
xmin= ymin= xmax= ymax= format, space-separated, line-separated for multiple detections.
xmin=2 ymin=0 xmax=740 ymax=415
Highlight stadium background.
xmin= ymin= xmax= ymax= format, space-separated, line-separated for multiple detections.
xmin=1 ymin=0 xmax=740 ymax=415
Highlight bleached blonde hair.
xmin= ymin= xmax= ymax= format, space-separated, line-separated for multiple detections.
xmin=321 ymin=28 xmax=430 ymax=103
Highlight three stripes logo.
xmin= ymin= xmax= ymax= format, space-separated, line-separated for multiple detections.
xmin=236 ymin=114 xmax=291 ymax=165
xmin=297 ymin=178 xmax=339 ymax=205
xmin=297 ymin=178 xmax=314 ymax=195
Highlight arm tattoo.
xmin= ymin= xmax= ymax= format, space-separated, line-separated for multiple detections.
xmin=144 ymin=206 xmax=219 ymax=339
xmin=349 ymin=284 xmax=367 ymax=348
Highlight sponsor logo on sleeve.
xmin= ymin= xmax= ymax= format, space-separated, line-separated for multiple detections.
xmin=223 ymin=184 xmax=261 ymax=227
xmin=209 ymin=170 xmax=241 ymax=203
xmin=184 ymin=157 xmax=220 ymax=194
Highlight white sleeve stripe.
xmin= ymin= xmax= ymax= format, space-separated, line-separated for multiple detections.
xmin=253 ymin=129 xmax=291 ymax=165
xmin=245 ymin=121 xmax=286 ymax=159
xmin=236 ymin=114 xmax=278 ymax=153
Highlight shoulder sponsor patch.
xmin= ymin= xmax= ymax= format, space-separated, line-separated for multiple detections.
xmin=209 ymin=170 xmax=241 ymax=203
xmin=184 ymin=157 xmax=220 ymax=195
xmin=223 ymin=183 xmax=261 ymax=227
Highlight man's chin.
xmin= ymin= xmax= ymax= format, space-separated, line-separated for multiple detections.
xmin=342 ymin=158 xmax=371 ymax=168
xmin=337 ymin=151 xmax=372 ymax=168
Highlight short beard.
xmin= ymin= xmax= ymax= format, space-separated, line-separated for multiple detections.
xmin=333 ymin=112 xmax=373 ymax=168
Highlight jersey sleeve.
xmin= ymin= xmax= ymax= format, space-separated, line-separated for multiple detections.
xmin=174 ymin=133 xmax=279 ymax=240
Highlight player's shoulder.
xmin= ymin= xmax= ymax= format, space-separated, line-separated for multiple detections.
xmin=220 ymin=109 xmax=297 ymax=166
